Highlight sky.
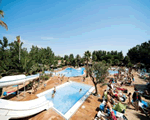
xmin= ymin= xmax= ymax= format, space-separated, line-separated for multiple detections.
xmin=0 ymin=0 xmax=150 ymax=57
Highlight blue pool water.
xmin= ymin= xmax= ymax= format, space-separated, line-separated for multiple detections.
xmin=108 ymin=70 xmax=118 ymax=75
xmin=55 ymin=67 xmax=85 ymax=77
xmin=45 ymin=82 xmax=92 ymax=115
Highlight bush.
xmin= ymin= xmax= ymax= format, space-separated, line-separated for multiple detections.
xmin=127 ymin=62 xmax=133 ymax=68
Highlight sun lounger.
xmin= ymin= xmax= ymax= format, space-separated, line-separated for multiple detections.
xmin=132 ymin=100 xmax=149 ymax=116
xmin=0 ymin=96 xmax=53 ymax=119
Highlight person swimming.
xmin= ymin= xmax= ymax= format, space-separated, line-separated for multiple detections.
xmin=51 ymin=86 xmax=56 ymax=98
xmin=52 ymin=93 xmax=55 ymax=98
xmin=79 ymin=88 xmax=82 ymax=92
xmin=53 ymin=86 xmax=56 ymax=94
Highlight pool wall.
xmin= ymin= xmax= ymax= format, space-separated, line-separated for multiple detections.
xmin=36 ymin=81 xmax=94 ymax=120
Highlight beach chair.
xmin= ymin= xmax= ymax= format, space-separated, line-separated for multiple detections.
xmin=132 ymin=100 xmax=149 ymax=116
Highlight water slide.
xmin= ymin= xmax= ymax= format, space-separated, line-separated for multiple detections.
xmin=0 ymin=74 xmax=39 ymax=88
xmin=0 ymin=96 xmax=53 ymax=120
xmin=0 ymin=74 xmax=54 ymax=120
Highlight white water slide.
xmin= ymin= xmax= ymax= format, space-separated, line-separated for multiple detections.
xmin=0 ymin=96 xmax=53 ymax=120
xmin=0 ymin=74 xmax=39 ymax=88
xmin=0 ymin=74 xmax=54 ymax=120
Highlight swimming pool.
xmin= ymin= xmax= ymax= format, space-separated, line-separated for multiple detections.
xmin=37 ymin=81 xmax=94 ymax=119
xmin=108 ymin=70 xmax=118 ymax=75
xmin=55 ymin=67 xmax=85 ymax=77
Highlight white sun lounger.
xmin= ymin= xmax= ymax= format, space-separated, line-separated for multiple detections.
xmin=0 ymin=96 xmax=53 ymax=120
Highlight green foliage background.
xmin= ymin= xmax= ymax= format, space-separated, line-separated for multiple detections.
xmin=0 ymin=36 xmax=149 ymax=77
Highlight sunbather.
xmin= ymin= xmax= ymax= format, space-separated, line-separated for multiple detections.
xmin=143 ymin=90 xmax=149 ymax=95
xmin=109 ymin=88 xmax=126 ymax=102
xmin=125 ymin=78 xmax=132 ymax=85
xmin=104 ymin=100 xmax=118 ymax=120
xmin=142 ymin=90 xmax=150 ymax=99
xmin=109 ymin=81 xmax=114 ymax=89
xmin=104 ymin=99 xmax=113 ymax=113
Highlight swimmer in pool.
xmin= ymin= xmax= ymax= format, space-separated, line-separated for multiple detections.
xmin=79 ymin=88 xmax=82 ymax=92
xmin=52 ymin=93 xmax=55 ymax=98
xmin=53 ymin=86 xmax=56 ymax=94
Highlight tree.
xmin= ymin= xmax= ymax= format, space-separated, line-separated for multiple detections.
xmin=0 ymin=37 xmax=10 ymax=75
xmin=127 ymin=62 xmax=133 ymax=68
xmin=0 ymin=36 xmax=56 ymax=76
xmin=75 ymin=54 xmax=81 ymax=67
xmin=69 ymin=54 xmax=74 ymax=65
xmin=79 ymin=57 xmax=84 ymax=66
xmin=53 ymin=60 xmax=58 ymax=68
xmin=86 ymin=62 xmax=109 ymax=95
xmin=102 ymin=60 xmax=106 ymax=64
xmin=72 ymin=59 xmax=77 ymax=67
xmin=118 ymin=51 xmax=124 ymax=61
xmin=0 ymin=10 xmax=8 ymax=30
xmin=9 ymin=40 xmax=24 ymax=72
xmin=65 ymin=58 xmax=70 ymax=66
xmin=123 ymin=56 xmax=130 ymax=66
xmin=127 ymin=40 xmax=150 ymax=70
xmin=61 ymin=59 xmax=64 ymax=66
xmin=84 ymin=50 xmax=91 ymax=77
xmin=114 ymin=59 xmax=120 ymax=66
xmin=92 ymin=54 xmax=97 ymax=62
xmin=64 ymin=55 xmax=69 ymax=60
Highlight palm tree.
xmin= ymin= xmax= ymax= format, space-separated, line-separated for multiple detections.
xmin=0 ymin=10 xmax=8 ymax=30
xmin=84 ymin=50 xmax=91 ymax=77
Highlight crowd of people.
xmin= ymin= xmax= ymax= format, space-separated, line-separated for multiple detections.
xmin=95 ymin=68 xmax=150 ymax=120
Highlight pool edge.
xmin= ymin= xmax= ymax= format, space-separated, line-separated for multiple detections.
xmin=64 ymin=86 xmax=95 ymax=120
